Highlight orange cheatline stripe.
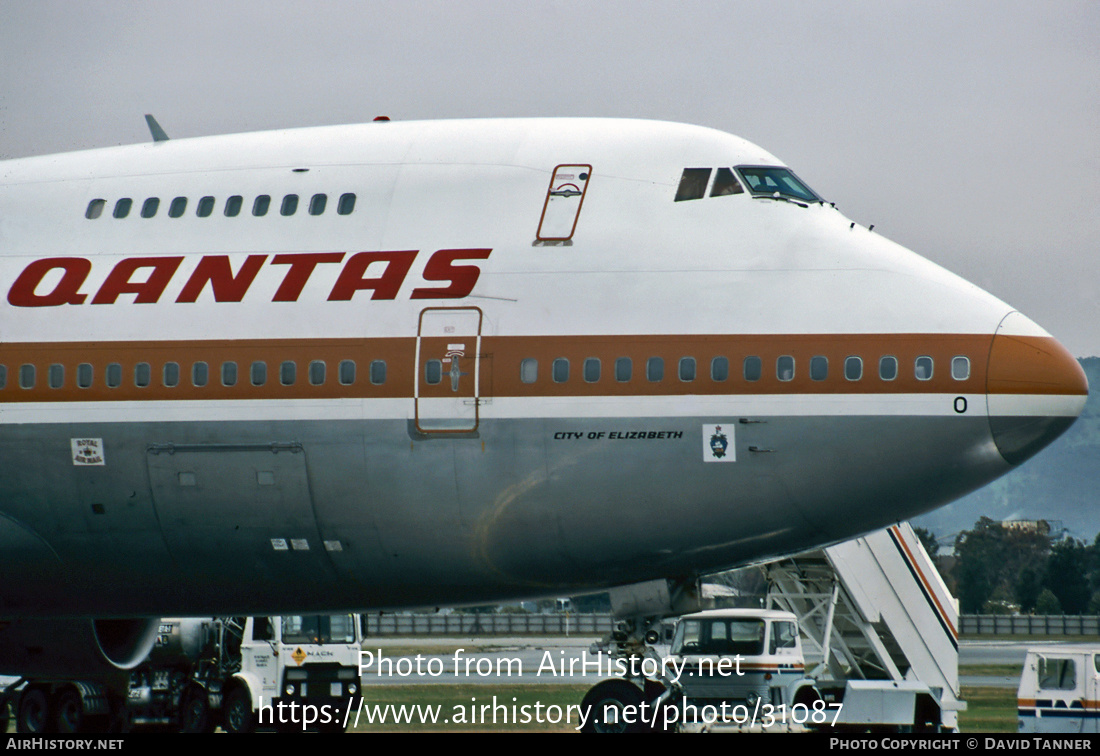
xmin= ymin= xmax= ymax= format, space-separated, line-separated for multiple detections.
xmin=0 ymin=332 xmax=1080 ymax=403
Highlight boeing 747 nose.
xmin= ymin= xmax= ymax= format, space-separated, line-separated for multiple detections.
xmin=987 ymin=311 xmax=1089 ymax=465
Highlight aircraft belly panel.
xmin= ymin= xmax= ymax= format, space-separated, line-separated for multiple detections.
xmin=0 ymin=412 xmax=1003 ymax=615
xmin=146 ymin=443 xmax=340 ymax=601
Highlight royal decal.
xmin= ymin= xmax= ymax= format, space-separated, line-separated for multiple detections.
xmin=6 ymin=249 xmax=492 ymax=307
xmin=71 ymin=438 xmax=105 ymax=466
xmin=702 ymin=423 xmax=735 ymax=462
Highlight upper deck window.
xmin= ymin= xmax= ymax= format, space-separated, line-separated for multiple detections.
xmin=675 ymin=168 xmax=712 ymax=202
xmin=86 ymin=199 xmax=106 ymax=219
xmin=337 ymin=193 xmax=356 ymax=215
xmin=736 ymin=166 xmax=821 ymax=203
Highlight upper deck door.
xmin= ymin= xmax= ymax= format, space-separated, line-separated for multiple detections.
xmin=535 ymin=164 xmax=592 ymax=242
xmin=415 ymin=307 xmax=483 ymax=433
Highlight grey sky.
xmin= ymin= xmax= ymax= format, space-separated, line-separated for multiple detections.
xmin=2 ymin=1 xmax=1097 ymax=355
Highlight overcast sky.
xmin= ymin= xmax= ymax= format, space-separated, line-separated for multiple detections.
xmin=2 ymin=1 xmax=1097 ymax=355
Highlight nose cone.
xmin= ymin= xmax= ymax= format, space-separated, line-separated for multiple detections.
xmin=987 ymin=312 xmax=1088 ymax=465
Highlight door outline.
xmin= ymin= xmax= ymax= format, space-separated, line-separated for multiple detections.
xmin=414 ymin=306 xmax=484 ymax=434
xmin=536 ymin=164 xmax=592 ymax=242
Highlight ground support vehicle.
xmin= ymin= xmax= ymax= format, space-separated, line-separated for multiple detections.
xmin=1017 ymin=644 xmax=1100 ymax=733
xmin=579 ymin=522 xmax=961 ymax=732
xmin=6 ymin=614 xmax=362 ymax=733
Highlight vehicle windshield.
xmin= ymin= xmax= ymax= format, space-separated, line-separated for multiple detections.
xmin=670 ymin=618 xmax=766 ymax=656
xmin=736 ymin=166 xmax=821 ymax=203
xmin=281 ymin=614 xmax=358 ymax=644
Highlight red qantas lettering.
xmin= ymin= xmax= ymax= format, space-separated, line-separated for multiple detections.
xmin=328 ymin=251 xmax=417 ymax=301
xmin=176 ymin=255 xmax=267 ymax=303
xmin=7 ymin=257 xmax=91 ymax=306
xmin=91 ymin=257 xmax=184 ymax=305
xmin=270 ymin=253 xmax=346 ymax=302
xmin=412 ymin=248 xmax=492 ymax=299
xmin=6 ymin=249 xmax=492 ymax=306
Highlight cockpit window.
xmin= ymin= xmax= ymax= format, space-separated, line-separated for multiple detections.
xmin=710 ymin=168 xmax=744 ymax=197
xmin=736 ymin=166 xmax=821 ymax=203
xmin=675 ymin=168 xmax=712 ymax=202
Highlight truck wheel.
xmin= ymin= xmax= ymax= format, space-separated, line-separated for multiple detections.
xmin=580 ymin=679 xmax=646 ymax=733
xmin=223 ymin=687 xmax=255 ymax=734
xmin=17 ymin=688 xmax=50 ymax=734
xmin=178 ymin=687 xmax=211 ymax=734
xmin=55 ymin=689 xmax=85 ymax=734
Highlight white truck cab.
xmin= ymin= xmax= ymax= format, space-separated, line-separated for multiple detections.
xmin=666 ymin=608 xmax=813 ymax=709
xmin=224 ymin=614 xmax=362 ymax=733
xmin=1018 ymin=644 xmax=1100 ymax=733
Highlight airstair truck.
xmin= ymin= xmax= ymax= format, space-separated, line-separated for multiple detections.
xmin=10 ymin=614 xmax=362 ymax=733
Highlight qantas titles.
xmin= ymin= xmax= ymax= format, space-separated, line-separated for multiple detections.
xmin=6 ymin=248 xmax=492 ymax=306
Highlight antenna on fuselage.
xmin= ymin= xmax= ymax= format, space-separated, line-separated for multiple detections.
xmin=144 ymin=114 xmax=170 ymax=142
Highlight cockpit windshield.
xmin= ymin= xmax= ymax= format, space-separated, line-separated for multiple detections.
xmin=736 ymin=166 xmax=821 ymax=203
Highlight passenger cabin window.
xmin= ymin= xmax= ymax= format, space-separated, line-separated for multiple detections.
xmin=810 ymin=356 xmax=828 ymax=381
xmin=879 ymin=356 xmax=898 ymax=381
xmin=192 ymin=362 xmax=208 ymax=387
xmin=251 ymin=361 xmax=267 ymax=386
xmin=281 ymin=194 xmax=299 ymax=216
xmin=845 ymin=356 xmax=863 ymax=381
xmin=225 ymin=195 xmax=243 ymax=217
xmin=106 ymin=363 xmax=122 ymax=388
xmin=710 ymin=167 xmax=744 ymax=197
xmin=583 ymin=358 xmax=601 ymax=383
xmin=135 ymin=362 xmax=151 ymax=388
xmin=309 ymin=360 xmax=325 ymax=385
xmin=141 ymin=198 xmax=159 ymax=218
xmin=520 ymin=358 xmax=538 ymax=384
xmin=679 ymin=357 xmax=696 ymax=382
xmin=253 ymin=195 xmax=271 ymax=217
xmin=337 ymin=193 xmax=356 ymax=215
xmin=915 ymin=356 xmax=934 ymax=381
xmin=339 ymin=360 xmax=356 ymax=385
xmin=736 ymin=166 xmax=821 ymax=203
xmin=168 ymin=197 xmax=187 ymax=218
xmin=552 ymin=358 xmax=570 ymax=383
xmin=197 ymin=196 xmax=215 ymax=217
xmin=163 ymin=362 xmax=180 ymax=387
xmin=0 ymin=365 xmax=6 ymax=389
xmin=19 ymin=364 xmax=35 ymax=389
xmin=48 ymin=364 xmax=64 ymax=389
xmin=77 ymin=363 xmax=93 ymax=388
xmin=674 ymin=168 xmax=712 ymax=202
xmin=952 ymin=356 xmax=971 ymax=381
xmin=743 ymin=356 xmax=762 ymax=382
xmin=777 ymin=356 xmax=795 ymax=382
xmin=86 ymin=199 xmax=106 ymax=219
xmin=310 ymin=194 xmax=327 ymax=215
xmin=113 ymin=198 xmax=132 ymax=218
xmin=615 ymin=357 xmax=632 ymax=382
xmin=646 ymin=357 xmax=664 ymax=382
xmin=370 ymin=360 xmax=386 ymax=385
xmin=280 ymin=361 xmax=296 ymax=385
xmin=711 ymin=356 xmax=729 ymax=382
xmin=221 ymin=361 xmax=238 ymax=387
